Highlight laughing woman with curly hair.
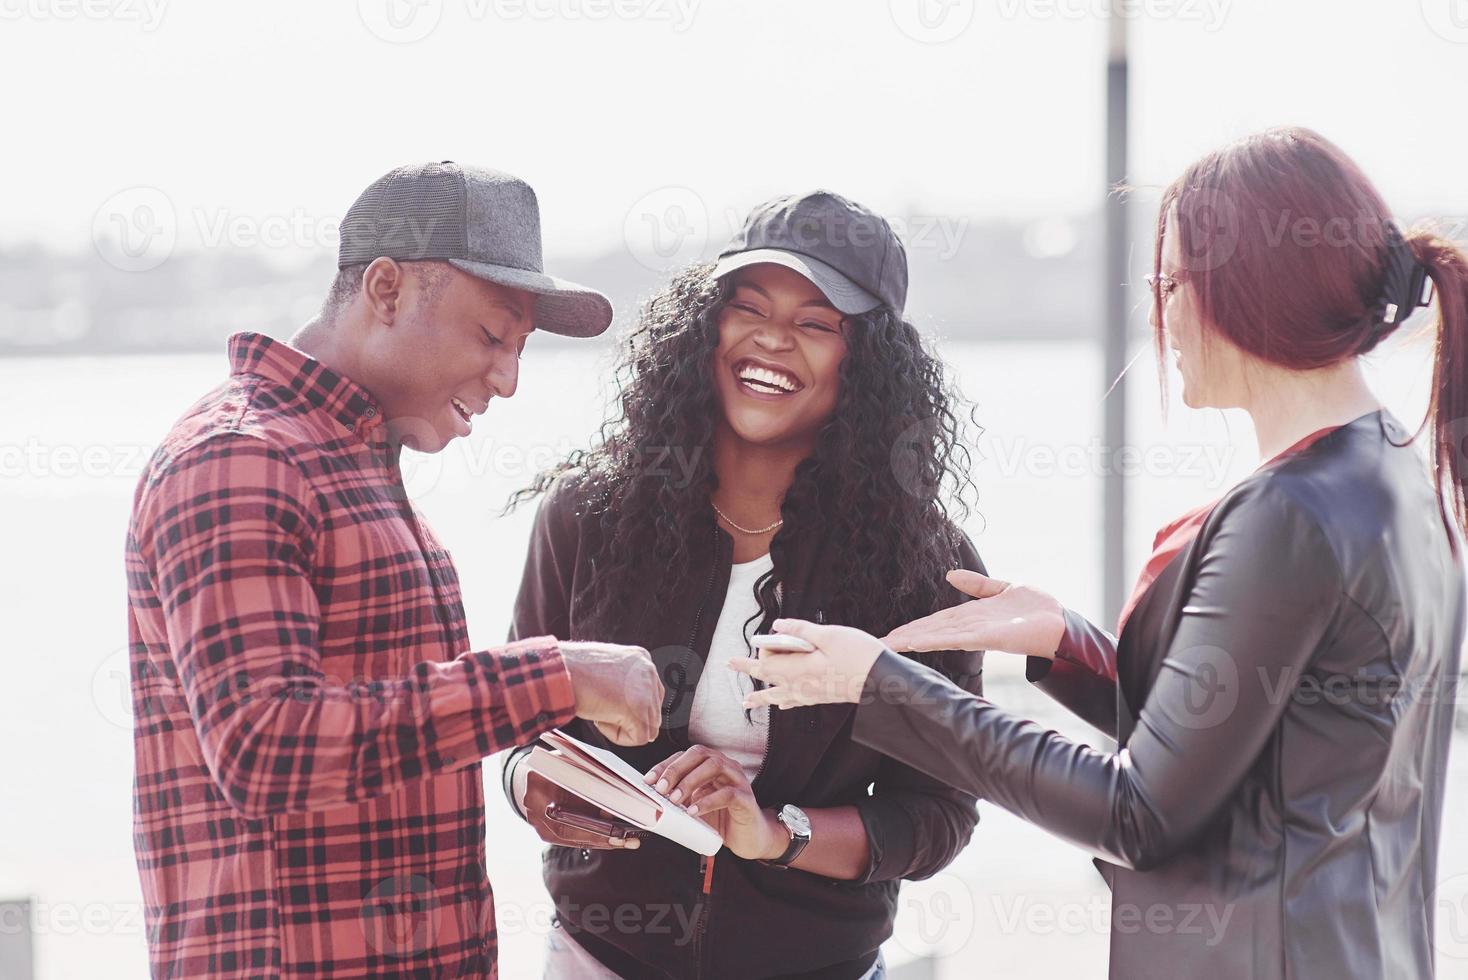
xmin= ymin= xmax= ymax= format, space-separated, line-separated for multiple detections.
xmin=501 ymin=191 xmax=987 ymax=979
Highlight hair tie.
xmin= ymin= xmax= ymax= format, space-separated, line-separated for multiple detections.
xmin=1375 ymin=223 xmax=1433 ymax=330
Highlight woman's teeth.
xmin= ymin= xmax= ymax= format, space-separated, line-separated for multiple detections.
xmin=451 ymin=397 xmax=473 ymax=422
xmin=736 ymin=364 xmax=801 ymax=394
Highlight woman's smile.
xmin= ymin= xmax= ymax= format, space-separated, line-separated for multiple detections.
xmin=732 ymin=356 xmax=806 ymax=399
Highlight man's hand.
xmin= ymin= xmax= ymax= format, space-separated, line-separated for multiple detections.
xmin=559 ymin=640 xmax=664 ymax=745
xmin=644 ymin=745 xmax=786 ymax=861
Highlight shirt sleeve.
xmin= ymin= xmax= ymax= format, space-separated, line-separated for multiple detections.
xmin=135 ymin=433 xmax=577 ymax=820
xmin=850 ymin=480 xmax=1341 ymax=871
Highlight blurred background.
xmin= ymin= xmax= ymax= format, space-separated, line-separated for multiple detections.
xmin=2 ymin=0 xmax=1467 ymax=976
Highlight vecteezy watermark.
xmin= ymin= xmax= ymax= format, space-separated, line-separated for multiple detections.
xmin=357 ymin=0 xmax=443 ymax=43
xmin=991 ymin=895 xmax=1236 ymax=945
xmin=1163 ymin=205 xmax=1468 ymax=279
xmin=1434 ymin=872 xmax=1468 ymax=960
xmin=0 ymin=898 xmax=148 ymax=938
xmin=889 ymin=0 xmax=976 ymax=43
xmin=361 ymin=875 xmax=441 ymax=958
xmin=1169 ymin=187 xmax=1242 ymax=275
xmin=0 ymin=0 xmax=167 ymax=30
xmin=1420 ymin=0 xmax=1468 ymax=44
xmin=0 ymin=437 xmax=156 ymax=480
xmin=1160 ymin=644 xmax=1239 ymax=731
xmin=357 ymin=0 xmax=699 ymax=43
xmin=890 ymin=871 xmax=977 ymax=957
xmin=1257 ymin=211 xmax=1420 ymax=253
xmin=975 ymin=434 xmax=1237 ymax=487
xmin=0 ymin=429 xmax=691 ymax=503
xmin=92 ymin=186 xmax=177 ymax=273
xmin=498 ymin=896 xmax=703 ymax=945
xmin=995 ymin=0 xmax=1230 ymax=31
xmin=91 ymin=187 xmax=445 ymax=273
xmin=623 ymin=187 xmax=972 ymax=273
xmin=92 ymin=646 xmax=136 ymax=730
xmin=1442 ymin=417 xmax=1468 ymax=476
xmin=484 ymin=0 xmax=698 ymax=29
xmin=623 ymin=187 xmax=711 ymax=272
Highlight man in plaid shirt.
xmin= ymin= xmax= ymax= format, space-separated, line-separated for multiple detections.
xmin=125 ymin=163 xmax=663 ymax=978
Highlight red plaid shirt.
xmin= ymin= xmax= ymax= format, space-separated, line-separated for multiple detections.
xmin=125 ymin=332 xmax=576 ymax=978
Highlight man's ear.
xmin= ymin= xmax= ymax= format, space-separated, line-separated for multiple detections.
xmin=361 ymin=257 xmax=405 ymax=325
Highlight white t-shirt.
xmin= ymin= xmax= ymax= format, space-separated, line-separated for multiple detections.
xmin=687 ymin=552 xmax=773 ymax=783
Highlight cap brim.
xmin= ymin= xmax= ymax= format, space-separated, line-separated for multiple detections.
xmin=709 ymin=249 xmax=881 ymax=315
xmin=447 ymin=259 xmax=613 ymax=338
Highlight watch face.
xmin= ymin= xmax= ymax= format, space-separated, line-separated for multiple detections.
xmin=780 ymin=804 xmax=812 ymax=836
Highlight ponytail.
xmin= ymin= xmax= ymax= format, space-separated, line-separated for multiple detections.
xmin=1408 ymin=229 xmax=1468 ymax=546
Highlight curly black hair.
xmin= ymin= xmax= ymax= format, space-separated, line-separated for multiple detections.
xmin=509 ymin=262 xmax=981 ymax=639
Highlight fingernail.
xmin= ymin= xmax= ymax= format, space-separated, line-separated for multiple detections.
xmin=670 ymin=789 xmax=682 ymax=802
xmin=687 ymin=805 xmax=699 ymax=815
xmin=625 ymin=839 xmax=639 ymax=849
xmin=773 ymin=619 xmax=790 ymax=630
xmin=656 ymin=779 xmax=668 ymax=793
xmin=643 ymin=772 xmax=655 ymax=783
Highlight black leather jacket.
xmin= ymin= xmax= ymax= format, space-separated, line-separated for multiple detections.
xmin=502 ymin=474 xmax=987 ymax=979
xmin=851 ymin=410 xmax=1465 ymax=978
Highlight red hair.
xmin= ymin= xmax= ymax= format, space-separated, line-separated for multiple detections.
xmin=1154 ymin=126 xmax=1468 ymax=538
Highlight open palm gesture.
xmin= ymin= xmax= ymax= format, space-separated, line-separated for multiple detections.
xmin=881 ymin=570 xmax=1066 ymax=659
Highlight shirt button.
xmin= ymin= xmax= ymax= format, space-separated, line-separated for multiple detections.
xmin=536 ymin=712 xmax=551 ymax=725
xmin=364 ymin=406 xmax=377 ymax=418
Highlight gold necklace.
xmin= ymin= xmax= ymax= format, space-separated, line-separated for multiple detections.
xmin=711 ymin=501 xmax=783 ymax=535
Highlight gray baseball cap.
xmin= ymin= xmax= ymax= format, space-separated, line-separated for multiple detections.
xmin=338 ymin=161 xmax=613 ymax=337
xmin=711 ymin=190 xmax=909 ymax=316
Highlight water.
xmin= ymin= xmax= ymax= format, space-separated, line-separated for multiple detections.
xmin=2 ymin=335 xmax=1464 ymax=979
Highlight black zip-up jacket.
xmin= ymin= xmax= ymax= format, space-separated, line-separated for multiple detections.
xmin=502 ymin=474 xmax=986 ymax=979
xmin=849 ymin=410 xmax=1466 ymax=978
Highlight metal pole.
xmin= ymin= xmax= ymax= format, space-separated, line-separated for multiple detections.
xmin=1103 ymin=6 xmax=1130 ymax=628
xmin=0 ymin=898 xmax=35 ymax=980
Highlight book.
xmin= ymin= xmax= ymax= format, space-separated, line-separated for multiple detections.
xmin=524 ymin=729 xmax=724 ymax=856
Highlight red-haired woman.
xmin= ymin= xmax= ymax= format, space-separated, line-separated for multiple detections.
xmin=731 ymin=127 xmax=1468 ymax=979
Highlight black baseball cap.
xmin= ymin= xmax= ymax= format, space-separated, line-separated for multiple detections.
xmin=337 ymin=162 xmax=613 ymax=337
xmin=711 ymin=190 xmax=908 ymax=316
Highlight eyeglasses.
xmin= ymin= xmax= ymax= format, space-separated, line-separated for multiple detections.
xmin=1145 ymin=271 xmax=1187 ymax=300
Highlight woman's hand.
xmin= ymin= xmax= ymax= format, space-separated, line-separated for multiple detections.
xmin=728 ymin=619 xmax=887 ymax=709
xmin=644 ymin=746 xmax=785 ymax=861
xmin=881 ymin=570 xmax=1066 ymax=659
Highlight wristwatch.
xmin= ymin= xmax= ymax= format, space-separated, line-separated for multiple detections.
xmin=763 ymin=804 xmax=812 ymax=869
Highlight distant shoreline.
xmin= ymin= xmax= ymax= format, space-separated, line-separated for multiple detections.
xmin=0 ymin=331 xmax=1103 ymax=360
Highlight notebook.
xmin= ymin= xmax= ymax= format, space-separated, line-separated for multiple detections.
xmin=524 ymin=729 xmax=724 ymax=857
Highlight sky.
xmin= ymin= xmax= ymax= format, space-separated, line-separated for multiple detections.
xmin=3 ymin=0 xmax=1467 ymax=263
